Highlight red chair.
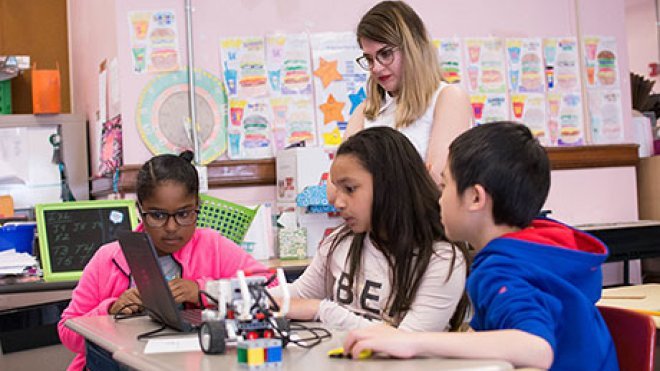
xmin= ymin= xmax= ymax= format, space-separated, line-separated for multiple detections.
xmin=598 ymin=305 xmax=656 ymax=371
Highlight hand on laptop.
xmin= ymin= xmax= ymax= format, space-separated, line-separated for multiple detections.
xmin=109 ymin=287 xmax=143 ymax=315
xmin=168 ymin=278 xmax=200 ymax=305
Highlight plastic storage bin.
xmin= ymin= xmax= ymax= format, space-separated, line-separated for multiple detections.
xmin=196 ymin=194 xmax=257 ymax=245
xmin=0 ymin=223 xmax=37 ymax=254
xmin=0 ymin=80 xmax=11 ymax=114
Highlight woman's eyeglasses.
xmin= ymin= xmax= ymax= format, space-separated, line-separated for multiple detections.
xmin=140 ymin=208 xmax=199 ymax=228
xmin=355 ymin=46 xmax=398 ymax=71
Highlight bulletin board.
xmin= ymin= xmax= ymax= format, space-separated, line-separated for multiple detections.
xmin=36 ymin=200 xmax=139 ymax=282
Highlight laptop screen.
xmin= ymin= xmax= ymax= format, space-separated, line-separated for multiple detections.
xmin=116 ymin=231 xmax=192 ymax=332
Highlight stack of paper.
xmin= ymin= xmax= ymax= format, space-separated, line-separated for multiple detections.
xmin=0 ymin=249 xmax=38 ymax=275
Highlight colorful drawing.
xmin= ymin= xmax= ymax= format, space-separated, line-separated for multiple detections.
xmin=227 ymin=98 xmax=274 ymax=159
xmin=128 ymin=10 xmax=181 ymax=74
xmin=319 ymin=94 xmax=345 ymax=124
xmin=311 ymin=32 xmax=368 ymax=150
xmin=98 ymin=115 xmax=123 ymax=176
xmin=135 ymin=69 xmax=227 ymax=164
xmin=506 ymin=38 xmax=544 ymax=93
xmin=470 ymin=94 xmax=508 ymax=126
xmin=129 ymin=12 xmax=150 ymax=41
xmin=464 ymin=38 xmax=507 ymax=94
xmin=313 ymin=58 xmax=343 ymax=88
xmin=583 ymin=36 xmax=619 ymax=88
xmin=588 ymin=89 xmax=624 ymax=143
xmin=266 ymin=34 xmax=313 ymax=95
xmin=435 ymin=38 xmax=464 ymax=84
xmin=543 ymin=38 xmax=581 ymax=92
xmin=220 ymin=37 xmax=268 ymax=98
xmin=511 ymin=94 xmax=548 ymax=144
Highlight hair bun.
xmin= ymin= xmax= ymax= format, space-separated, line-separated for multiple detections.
xmin=179 ymin=150 xmax=195 ymax=162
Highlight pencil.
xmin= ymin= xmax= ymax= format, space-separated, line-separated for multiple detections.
xmin=600 ymin=294 xmax=646 ymax=300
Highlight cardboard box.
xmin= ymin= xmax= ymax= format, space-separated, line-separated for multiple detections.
xmin=637 ymin=156 xmax=660 ymax=220
xmin=276 ymin=147 xmax=331 ymax=204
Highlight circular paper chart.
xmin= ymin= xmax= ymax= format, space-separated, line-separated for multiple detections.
xmin=137 ymin=69 xmax=228 ymax=164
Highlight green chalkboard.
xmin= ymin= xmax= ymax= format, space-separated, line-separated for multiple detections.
xmin=36 ymin=200 xmax=139 ymax=282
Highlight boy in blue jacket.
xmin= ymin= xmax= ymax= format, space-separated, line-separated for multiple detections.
xmin=343 ymin=121 xmax=618 ymax=370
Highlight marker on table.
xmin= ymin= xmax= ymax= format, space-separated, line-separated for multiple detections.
xmin=327 ymin=347 xmax=373 ymax=359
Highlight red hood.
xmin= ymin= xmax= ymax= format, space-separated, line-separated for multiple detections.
xmin=503 ymin=219 xmax=607 ymax=254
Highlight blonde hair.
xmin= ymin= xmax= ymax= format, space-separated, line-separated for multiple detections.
xmin=357 ymin=1 xmax=443 ymax=129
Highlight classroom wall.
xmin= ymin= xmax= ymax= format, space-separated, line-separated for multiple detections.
xmin=68 ymin=0 xmax=119 ymax=173
xmin=71 ymin=0 xmax=633 ymax=167
xmin=70 ymin=0 xmax=637 ymax=217
xmin=625 ymin=0 xmax=660 ymax=91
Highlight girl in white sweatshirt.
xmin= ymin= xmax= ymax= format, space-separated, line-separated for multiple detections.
xmin=271 ymin=126 xmax=469 ymax=332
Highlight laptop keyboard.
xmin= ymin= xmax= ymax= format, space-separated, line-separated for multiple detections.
xmin=181 ymin=309 xmax=203 ymax=326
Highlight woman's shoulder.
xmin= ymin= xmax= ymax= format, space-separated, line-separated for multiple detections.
xmin=436 ymin=83 xmax=469 ymax=104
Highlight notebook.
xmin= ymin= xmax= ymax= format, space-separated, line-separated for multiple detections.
xmin=117 ymin=231 xmax=202 ymax=332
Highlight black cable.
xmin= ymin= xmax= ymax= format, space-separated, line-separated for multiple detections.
xmin=198 ymin=290 xmax=218 ymax=307
xmin=136 ymin=325 xmax=170 ymax=340
xmin=263 ymin=271 xmax=278 ymax=287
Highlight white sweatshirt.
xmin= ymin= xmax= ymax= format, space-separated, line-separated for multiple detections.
xmin=272 ymin=229 xmax=466 ymax=332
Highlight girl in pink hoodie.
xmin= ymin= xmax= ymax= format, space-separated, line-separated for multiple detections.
xmin=58 ymin=151 xmax=268 ymax=370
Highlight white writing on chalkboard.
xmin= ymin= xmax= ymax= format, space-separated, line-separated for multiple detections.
xmin=43 ymin=208 xmax=134 ymax=273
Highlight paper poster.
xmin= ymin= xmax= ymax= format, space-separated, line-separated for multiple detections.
xmin=220 ymin=37 xmax=268 ymax=98
xmin=543 ymin=37 xmax=581 ymax=92
xmin=506 ymin=38 xmax=545 ymax=94
xmin=98 ymin=115 xmax=123 ymax=176
xmin=583 ymin=36 xmax=620 ymax=88
xmin=510 ymin=94 xmax=549 ymax=145
xmin=464 ymin=38 xmax=507 ymax=94
xmin=434 ymin=38 xmax=464 ymax=85
xmin=588 ymin=89 xmax=624 ymax=143
xmin=266 ymin=34 xmax=317 ymax=149
xmin=311 ymin=32 xmax=368 ymax=150
xmin=547 ymin=92 xmax=585 ymax=146
xmin=128 ymin=10 xmax=180 ymax=74
xmin=266 ymin=34 xmax=313 ymax=96
xmin=227 ymin=98 xmax=274 ymax=159
xmin=270 ymin=96 xmax=316 ymax=150
xmin=470 ymin=94 xmax=509 ymax=126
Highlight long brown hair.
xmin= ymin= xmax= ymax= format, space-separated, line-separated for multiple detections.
xmin=357 ymin=1 xmax=443 ymax=128
xmin=327 ymin=127 xmax=469 ymax=330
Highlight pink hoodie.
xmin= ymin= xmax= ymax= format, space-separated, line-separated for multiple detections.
xmin=58 ymin=227 xmax=269 ymax=371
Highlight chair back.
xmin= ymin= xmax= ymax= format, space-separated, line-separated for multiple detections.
xmin=598 ymin=305 xmax=656 ymax=371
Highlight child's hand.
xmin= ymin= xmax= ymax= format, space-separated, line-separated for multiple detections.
xmin=168 ymin=278 xmax=200 ymax=305
xmin=109 ymin=288 xmax=143 ymax=315
xmin=286 ymin=298 xmax=321 ymax=321
xmin=343 ymin=324 xmax=418 ymax=359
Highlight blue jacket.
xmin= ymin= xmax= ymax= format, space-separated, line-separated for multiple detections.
xmin=468 ymin=218 xmax=618 ymax=371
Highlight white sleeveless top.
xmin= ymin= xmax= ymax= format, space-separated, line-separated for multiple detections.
xmin=364 ymin=82 xmax=449 ymax=161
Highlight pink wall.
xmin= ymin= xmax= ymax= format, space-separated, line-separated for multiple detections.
xmin=68 ymin=0 xmax=118 ymax=173
xmin=70 ymin=0 xmax=638 ymax=215
xmin=108 ymin=0 xmax=634 ymax=165
xmin=625 ymin=0 xmax=659 ymax=91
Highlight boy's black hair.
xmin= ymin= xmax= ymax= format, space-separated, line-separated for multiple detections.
xmin=448 ymin=121 xmax=550 ymax=229
xmin=136 ymin=150 xmax=199 ymax=204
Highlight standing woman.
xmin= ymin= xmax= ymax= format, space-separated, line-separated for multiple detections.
xmin=345 ymin=0 xmax=473 ymax=183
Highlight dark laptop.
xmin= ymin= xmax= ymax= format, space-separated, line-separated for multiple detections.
xmin=116 ymin=231 xmax=202 ymax=332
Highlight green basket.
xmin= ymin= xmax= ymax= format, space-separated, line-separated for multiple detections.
xmin=0 ymin=80 xmax=11 ymax=114
xmin=196 ymin=194 xmax=257 ymax=245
